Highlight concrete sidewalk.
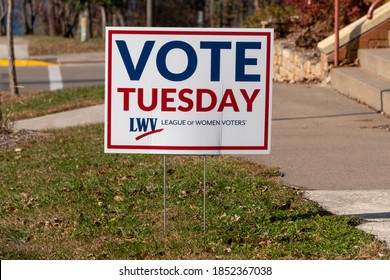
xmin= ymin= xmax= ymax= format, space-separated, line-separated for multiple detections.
xmin=243 ymin=83 xmax=390 ymax=248
xmin=0 ymin=37 xmax=29 ymax=59
xmin=13 ymin=105 xmax=104 ymax=131
xmin=14 ymin=82 xmax=390 ymax=248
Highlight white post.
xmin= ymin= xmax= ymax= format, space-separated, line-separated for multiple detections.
xmin=81 ymin=16 xmax=87 ymax=42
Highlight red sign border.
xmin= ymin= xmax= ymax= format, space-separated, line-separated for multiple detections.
xmin=106 ymin=29 xmax=272 ymax=152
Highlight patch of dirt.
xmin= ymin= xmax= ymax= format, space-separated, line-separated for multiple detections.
xmin=0 ymin=130 xmax=52 ymax=150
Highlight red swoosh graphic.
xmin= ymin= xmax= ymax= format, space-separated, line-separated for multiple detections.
xmin=135 ymin=128 xmax=164 ymax=141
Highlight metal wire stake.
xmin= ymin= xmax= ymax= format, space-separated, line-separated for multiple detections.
xmin=203 ymin=156 xmax=207 ymax=232
xmin=164 ymin=154 xmax=167 ymax=234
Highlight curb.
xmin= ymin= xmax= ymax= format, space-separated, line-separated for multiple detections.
xmin=0 ymin=59 xmax=59 ymax=67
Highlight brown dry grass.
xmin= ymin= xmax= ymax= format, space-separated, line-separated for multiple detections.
xmin=27 ymin=35 xmax=105 ymax=56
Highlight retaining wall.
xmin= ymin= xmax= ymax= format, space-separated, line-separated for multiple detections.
xmin=273 ymin=41 xmax=323 ymax=83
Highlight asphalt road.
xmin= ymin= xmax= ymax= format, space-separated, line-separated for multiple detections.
xmin=0 ymin=63 xmax=105 ymax=92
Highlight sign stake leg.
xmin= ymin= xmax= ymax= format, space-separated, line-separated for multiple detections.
xmin=203 ymin=156 xmax=207 ymax=232
xmin=164 ymin=154 xmax=167 ymax=234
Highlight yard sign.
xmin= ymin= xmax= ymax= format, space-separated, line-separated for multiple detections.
xmin=105 ymin=27 xmax=273 ymax=155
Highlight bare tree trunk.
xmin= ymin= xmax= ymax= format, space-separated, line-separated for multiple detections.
xmin=23 ymin=0 xmax=32 ymax=34
xmin=23 ymin=0 xmax=40 ymax=35
xmin=46 ymin=0 xmax=55 ymax=36
xmin=100 ymin=5 xmax=106 ymax=38
xmin=87 ymin=1 xmax=93 ymax=38
xmin=0 ymin=0 xmax=7 ymax=36
xmin=64 ymin=8 xmax=79 ymax=38
xmin=7 ymin=0 xmax=18 ymax=96
xmin=254 ymin=0 xmax=260 ymax=12
xmin=209 ymin=0 xmax=215 ymax=27
xmin=115 ymin=9 xmax=125 ymax=26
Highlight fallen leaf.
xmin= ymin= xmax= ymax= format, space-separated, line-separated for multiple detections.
xmin=124 ymin=236 xmax=136 ymax=242
xmin=21 ymin=192 xmax=30 ymax=198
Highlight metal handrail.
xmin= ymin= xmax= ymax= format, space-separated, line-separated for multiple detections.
xmin=334 ymin=0 xmax=385 ymax=66
xmin=367 ymin=0 xmax=385 ymax=20
xmin=334 ymin=0 xmax=340 ymax=66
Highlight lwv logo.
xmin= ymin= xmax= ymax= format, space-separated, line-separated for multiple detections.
xmin=129 ymin=118 xmax=164 ymax=140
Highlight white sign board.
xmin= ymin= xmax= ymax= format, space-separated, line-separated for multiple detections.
xmin=105 ymin=27 xmax=273 ymax=155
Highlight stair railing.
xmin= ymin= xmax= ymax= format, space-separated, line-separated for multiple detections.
xmin=334 ymin=0 xmax=340 ymax=66
xmin=334 ymin=0 xmax=385 ymax=66
xmin=367 ymin=0 xmax=385 ymax=20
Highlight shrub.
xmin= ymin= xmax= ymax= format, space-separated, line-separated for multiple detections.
xmin=243 ymin=4 xmax=298 ymax=38
xmin=287 ymin=0 xmax=371 ymax=30
xmin=286 ymin=0 xmax=371 ymax=48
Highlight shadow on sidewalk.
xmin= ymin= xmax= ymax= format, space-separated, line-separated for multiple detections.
xmin=273 ymin=112 xmax=377 ymax=121
xmin=348 ymin=212 xmax=390 ymax=220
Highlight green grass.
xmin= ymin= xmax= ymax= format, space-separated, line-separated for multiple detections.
xmin=2 ymin=85 xmax=104 ymax=121
xmin=1 ymin=124 xmax=389 ymax=260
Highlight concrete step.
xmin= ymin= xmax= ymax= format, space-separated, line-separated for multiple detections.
xmin=331 ymin=67 xmax=390 ymax=114
xmin=358 ymin=48 xmax=390 ymax=80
